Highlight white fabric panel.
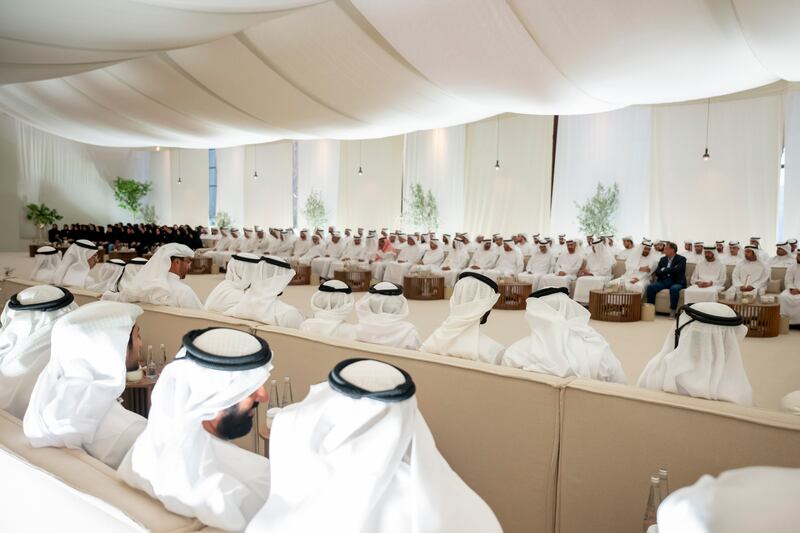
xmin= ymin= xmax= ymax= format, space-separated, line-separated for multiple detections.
xmin=216 ymin=146 xmax=246 ymax=227
xmin=463 ymin=115 xmax=552 ymax=236
xmin=337 ymin=136 xmax=404 ymax=230
xmin=650 ymin=95 xmax=783 ymax=248
xmin=243 ymin=142 xmax=293 ymax=229
xmin=148 ymin=151 xmax=173 ymax=225
xmin=732 ymin=0 xmax=800 ymax=81
xmin=403 ymin=126 xmax=466 ymax=233
xmin=782 ymin=90 xmax=800 ymax=241
xmin=297 ymin=140 xmax=339 ymax=228
xmin=550 ymin=107 xmax=652 ymax=238
xmin=169 ymin=149 xmax=209 ymax=227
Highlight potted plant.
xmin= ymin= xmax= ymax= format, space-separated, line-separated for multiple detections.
xmin=113 ymin=176 xmax=153 ymax=221
xmin=403 ymin=183 xmax=439 ymax=232
xmin=212 ymin=211 xmax=233 ymax=230
xmin=302 ymin=190 xmax=327 ymax=229
xmin=575 ymin=182 xmax=620 ymax=236
xmin=25 ymin=202 xmax=63 ymax=243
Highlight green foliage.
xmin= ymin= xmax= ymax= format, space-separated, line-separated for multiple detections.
xmin=212 ymin=211 xmax=233 ymax=230
xmin=113 ymin=177 xmax=153 ymax=219
xmin=302 ymin=190 xmax=327 ymax=228
xmin=575 ymin=182 xmax=619 ymax=236
xmin=403 ymin=183 xmax=439 ymax=231
xmin=25 ymin=202 xmax=62 ymax=228
xmin=141 ymin=204 xmax=158 ymax=224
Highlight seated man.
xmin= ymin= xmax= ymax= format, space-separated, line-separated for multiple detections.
xmin=430 ymin=236 xmax=470 ymax=287
xmin=85 ymin=258 xmax=126 ymax=293
xmin=723 ymin=240 xmax=743 ymax=265
xmin=682 ymin=240 xmax=696 ymax=263
xmin=645 ymin=242 xmax=687 ymax=317
xmin=226 ymin=256 xmax=305 ymax=329
xmin=101 ymin=257 xmax=148 ymax=301
xmin=30 ymin=246 xmax=61 ymax=283
xmin=23 ymin=301 xmax=147 ymax=468
xmin=684 ymin=246 xmax=727 ymax=304
xmin=721 ymin=245 xmax=770 ymax=300
xmin=573 ymin=238 xmax=615 ymax=304
xmin=50 ymin=239 xmax=98 ymax=287
xmin=120 ymin=243 xmax=202 ymax=309
xmin=0 ymin=286 xmax=78 ymax=418
xmin=118 ymin=328 xmax=272 ymax=532
xmin=608 ymin=240 xmax=657 ymax=293
xmin=539 ymin=239 xmax=583 ymax=291
xmin=637 ymin=302 xmax=752 ymax=406
xmin=516 ymin=233 xmax=535 ymax=257
xmin=421 ymin=272 xmax=505 ymax=365
xmin=502 ymin=287 xmax=626 ymax=383
xmin=483 ymin=239 xmax=524 ymax=281
xmin=355 ymin=282 xmax=421 ymax=350
xmin=299 ymin=280 xmax=357 ymax=340
xmin=617 ymin=236 xmax=635 ymax=260
xmin=518 ymin=240 xmax=555 ymax=290
xmin=310 ymin=232 xmax=345 ymax=279
xmin=778 ymin=249 xmax=800 ymax=325
xmin=297 ymin=233 xmax=325 ymax=266
xmin=204 ymin=253 xmax=263 ymax=314
xmin=408 ymin=237 xmax=446 ymax=277
xmin=246 ymin=358 xmax=502 ymax=533
xmin=749 ymin=236 xmax=769 ymax=262
xmin=770 ymin=241 xmax=795 ymax=267
xmin=204 ymin=228 xmax=242 ymax=269
xmin=288 ymin=229 xmax=312 ymax=260
xmin=325 ymin=234 xmax=368 ymax=279
xmin=687 ymin=241 xmax=704 ymax=264
xmin=382 ymin=235 xmax=425 ymax=285
xmin=464 ymin=240 xmax=499 ymax=278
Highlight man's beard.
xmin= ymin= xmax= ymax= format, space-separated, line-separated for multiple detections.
xmin=216 ymin=402 xmax=258 ymax=440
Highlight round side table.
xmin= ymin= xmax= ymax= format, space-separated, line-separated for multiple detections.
xmin=289 ymin=264 xmax=311 ymax=285
xmin=333 ymin=269 xmax=372 ymax=291
xmin=588 ymin=290 xmax=642 ymax=322
xmin=494 ymin=282 xmax=532 ymax=310
xmin=404 ymin=275 xmax=445 ymax=300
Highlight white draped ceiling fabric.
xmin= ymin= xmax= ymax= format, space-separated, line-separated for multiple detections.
xmin=1 ymin=0 xmax=799 ymax=148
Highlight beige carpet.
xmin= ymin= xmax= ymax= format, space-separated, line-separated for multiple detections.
xmin=3 ymin=252 xmax=798 ymax=411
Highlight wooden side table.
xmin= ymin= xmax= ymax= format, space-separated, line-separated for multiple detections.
xmin=494 ymin=282 xmax=532 ymax=310
xmin=108 ymin=250 xmax=138 ymax=263
xmin=404 ymin=275 xmax=445 ymax=300
xmin=719 ymin=299 xmax=780 ymax=337
xmin=121 ymin=377 xmax=157 ymax=418
xmin=333 ymin=269 xmax=371 ymax=292
xmin=189 ymin=256 xmax=212 ymax=274
xmin=589 ymin=290 xmax=642 ymax=322
xmin=290 ymin=264 xmax=311 ymax=285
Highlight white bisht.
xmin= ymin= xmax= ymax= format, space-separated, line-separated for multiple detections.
xmin=501 ymin=287 xmax=626 ymax=383
xmin=0 ymin=286 xmax=78 ymax=419
xmin=382 ymin=241 xmax=425 ymax=285
xmin=518 ymin=243 xmax=555 ymax=289
xmin=50 ymin=239 xmax=97 ymax=287
xmin=355 ymin=282 xmax=421 ymax=350
xmin=246 ymin=358 xmax=502 ymax=533
xmin=225 ymin=256 xmax=304 ymax=328
xmin=573 ymin=239 xmax=615 ymax=304
xmin=299 ymin=280 xmax=357 ymax=340
xmin=118 ymin=328 xmax=272 ymax=532
xmin=657 ymin=466 xmax=800 ymax=533
xmin=23 ymin=301 xmax=146 ymax=468
xmin=119 ymin=243 xmax=201 ymax=309
xmin=432 ymin=238 xmax=470 ymax=287
xmin=778 ymin=257 xmax=800 ymax=325
xmin=101 ymin=257 xmax=148 ymax=301
xmin=421 ymin=272 xmax=504 ymax=364
xmin=539 ymin=240 xmax=583 ymax=289
xmin=30 ymin=246 xmax=61 ymax=283
xmin=684 ymin=247 xmax=727 ymax=304
xmin=610 ymin=241 xmax=658 ymax=292
xmin=204 ymin=253 xmax=263 ymax=313
xmin=637 ymin=302 xmax=753 ymax=406
xmin=85 ymin=258 xmax=126 ymax=293
xmin=722 ymin=247 xmax=770 ymax=299
xmin=769 ymin=242 xmax=796 ymax=267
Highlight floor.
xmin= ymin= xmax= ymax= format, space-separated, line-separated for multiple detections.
xmin=3 ymin=251 xmax=798 ymax=411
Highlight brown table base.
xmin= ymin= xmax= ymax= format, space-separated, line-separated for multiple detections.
xmin=189 ymin=256 xmax=212 ymax=274
xmin=589 ymin=290 xmax=642 ymax=322
xmin=290 ymin=264 xmax=311 ymax=285
xmin=404 ymin=275 xmax=445 ymax=300
xmin=333 ymin=269 xmax=372 ymax=292
xmin=121 ymin=377 xmax=157 ymax=418
xmin=494 ymin=282 xmax=533 ymax=310
xmin=720 ymin=299 xmax=780 ymax=337
xmin=108 ymin=250 xmax=138 ymax=263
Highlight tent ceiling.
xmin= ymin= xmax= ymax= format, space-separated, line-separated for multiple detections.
xmin=0 ymin=0 xmax=797 ymax=147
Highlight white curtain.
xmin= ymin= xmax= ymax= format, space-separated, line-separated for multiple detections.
xmin=782 ymin=90 xmax=800 ymax=242
xmin=169 ymin=148 xmax=209 ymax=227
xmin=337 ymin=136 xmax=404 ymax=230
xmin=550 ymin=106 xmax=652 ymax=240
xmin=297 ymin=139 xmax=340 ymax=229
xmin=216 ymin=146 xmax=246 ymax=227
xmin=403 ymin=125 xmax=465 ymax=233
xmin=463 ymin=114 xmax=553 ymax=236
xmin=243 ymin=142 xmax=293 ymax=229
xmin=650 ymin=94 xmax=783 ymax=249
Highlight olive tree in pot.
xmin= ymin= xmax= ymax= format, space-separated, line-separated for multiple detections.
xmin=25 ymin=202 xmax=63 ymax=244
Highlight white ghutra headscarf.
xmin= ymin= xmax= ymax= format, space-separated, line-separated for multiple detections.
xmin=120 ymin=243 xmax=194 ymax=306
xmin=355 ymin=282 xmax=421 ymax=350
xmin=299 ymin=280 xmax=357 ymax=340
xmin=30 ymin=246 xmax=61 ymax=283
xmin=50 ymin=239 xmax=97 ymax=287
xmin=225 ymin=256 xmax=303 ymax=328
xmin=204 ymin=253 xmax=263 ymax=313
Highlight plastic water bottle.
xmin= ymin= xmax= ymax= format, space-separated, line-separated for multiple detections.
xmin=268 ymin=380 xmax=280 ymax=409
xmin=146 ymin=345 xmax=156 ymax=379
xmin=658 ymin=468 xmax=670 ymax=498
xmin=281 ymin=377 xmax=294 ymax=406
xmin=642 ymin=474 xmax=661 ymax=532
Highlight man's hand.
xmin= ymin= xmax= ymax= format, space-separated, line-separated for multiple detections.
xmin=639 ymin=266 xmax=651 ymax=273
xmin=558 ymin=271 xmax=567 ymax=276
xmin=741 ymin=285 xmax=754 ymax=292
xmin=398 ymin=260 xmax=406 ymax=263
xmin=325 ymin=254 xmax=330 ymax=258
xmin=442 ymin=266 xmax=451 ymax=271
xmin=631 ymin=277 xmax=639 ymax=284
xmin=471 ymin=265 xmax=480 ymax=270
xmin=790 ymin=288 xmax=800 ymax=295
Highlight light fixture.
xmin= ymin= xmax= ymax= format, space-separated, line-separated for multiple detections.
xmin=177 ymin=176 xmax=182 ymax=185
xmin=357 ymin=140 xmax=364 ymax=176
xmin=177 ymin=149 xmax=182 ymax=184
xmin=494 ymin=115 xmax=501 ymax=171
xmin=155 ymin=145 xmax=161 ymax=152
xmin=253 ymin=144 xmax=259 ymax=179
xmin=702 ymin=98 xmax=711 ymax=161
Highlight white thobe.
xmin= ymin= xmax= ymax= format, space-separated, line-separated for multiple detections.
xmin=723 ymin=253 xmax=744 ymax=266
xmin=684 ymin=260 xmax=727 ymax=304
xmin=484 ymin=249 xmax=524 ymax=281
xmin=290 ymin=238 xmax=312 ymax=260
xmin=539 ymin=252 xmax=583 ymax=291
xmin=518 ymin=251 xmax=555 ymax=290
xmin=722 ymin=260 xmax=770 ymax=299
xmin=167 ymin=273 xmax=203 ymax=310
xmin=325 ymin=242 xmax=368 ymax=279
xmin=431 ymin=248 xmax=469 ymax=287
xmin=778 ymin=263 xmax=800 ymax=324
xmin=770 ymin=254 xmax=795 ymax=268
xmin=573 ymin=252 xmax=613 ymax=304
xmin=383 ymin=245 xmax=426 ymax=285
xmin=298 ymin=243 xmax=325 ymax=266
xmin=310 ymin=241 xmax=345 ymax=277
xmin=463 ymin=248 xmax=499 ymax=279
xmin=609 ymin=253 xmax=657 ymax=293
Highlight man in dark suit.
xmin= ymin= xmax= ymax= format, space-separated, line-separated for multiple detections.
xmin=646 ymin=241 xmax=687 ymax=317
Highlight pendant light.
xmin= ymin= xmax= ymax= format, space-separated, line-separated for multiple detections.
xmin=494 ymin=115 xmax=501 ymax=171
xmin=253 ymin=144 xmax=259 ymax=179
xmin=357 ymin=140 xmax=364 ymax=176
xmin=702 ymin=98 xmax=711 ymax=161
xmin=177 ymin=149 xmax=182 ymax=184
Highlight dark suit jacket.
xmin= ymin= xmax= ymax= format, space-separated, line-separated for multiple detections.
xmin=654 ymin=254 xmax=687 ymax=287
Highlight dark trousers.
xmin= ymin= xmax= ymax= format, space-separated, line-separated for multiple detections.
xmin=646 ymin=281 xmax=684 ymax=310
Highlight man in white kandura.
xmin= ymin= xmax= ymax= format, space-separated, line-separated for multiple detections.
xmin=85 ymin=258 xmax=126 ymax=293
xmin=682 ymin=241 xmax=696 ymax=263
xmin=431 ymin=236 xmax=470 ymax=288
xmin=721 ymin=245 xmax=770 ymax=300
xmin=516 ymin=233 xmax=535 ymax=257
xmin=684 ymin=246 xmax=727 ymax=304
xmin=770 ymin=241 xmax=795 ymax=267
xmin=311 ymin=232 xmax=345 ymax=279
xmin=225 ymin=256 xmax=304 ymax=328
xmin=30 ymin=246 xmax=61 ymax=283
xmin=299 ymin=280 xmax=357 ymax=340
xmin=297 ymin=233 xmax=325 ymax=266
xmin=518 ymin=240 xmax=555 ymax=290
xmin=325 ymin=234 xmax=368 ymax=279
xmin=246 ymin=358 xmax=502 ymax=533
xmin=657 ymin=467 xmax=800 ymax=533
xmin=617 ymin=236 xmax=635 ymax=261
xmin=483 ymin=239 xmax=524 ymax=281
xmin=205 ymin=253 xmax=263 ymax=314
xmin=501 ymin=287 xmax=626 ymax=383
xmin=573 ymin=238 xmax=615 ymax=304
xmin=608 ymin=240 xmax=658 ymax=293
xmin=382 ymin=235 xmax=425 ymax=285
xmin=288 ymin=229 xmax=312 ymax=260
xmin=464 ymin=240 xmax=499 ymax=278
xmin=119 ymin=328 xmax=272 ymax=532
xmin=355 ymin=282 xmax=421 ymax=350
xmin=637 ymin=302 xmax=753 ymax=406
xmin=0 ymin=286 xmax=78 ymax=419
xmin=778 ymin=250 xmax=800 ymax=325
xmin=120 ymin=242 xmax=202 ymax=309
xmin=421 ymin=272 xmax=504 ymax=365
xmin=408 ymin=237 xmax=445 ymax=276
xmin=723 ymin=240 xmax=743 ymax=266
xmin=50 ymin=239 xmax=98 ymax=287
xmin=538 ymin=239 xmax=583 ymax=291
xmin=749 ymin=236 xmax=769 ymax=262
xmin=23 ymin=301 xmax=147 ymax=468
xmin=101 ymin=257 xmax=148 ymax=301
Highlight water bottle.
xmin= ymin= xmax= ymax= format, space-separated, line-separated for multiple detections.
xmin=146 ymin=345 xmax=156 ymax=379
xmin=268 ymin=380 xmax=280 ymax=409
xmin=281 ymin=377 xmax=294 ymax=406
xmin=658 ymin=468 xmax=670 ymax=498
xmin=159 ymin=344 xmax=167 ymax=372
xmin=642 ymin=474 xmax=661 ymax=532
